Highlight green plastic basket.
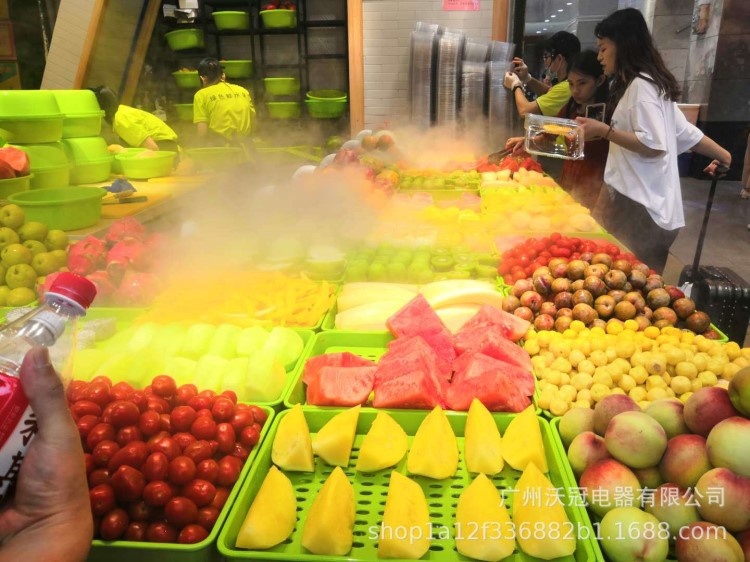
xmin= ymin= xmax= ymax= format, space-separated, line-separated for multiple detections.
xmin=264 ymin=78 xmax=300 ymax=97
xmin=0 ymin=174 xmax=32 ymax=199
xmin=174 ymin=103 xmax=194 ymax=122
xmin=218 ymin=409 xmax=597 ymax=562
xmin=185 ymin=147 xmax=247 ymax=171
xmin=173 ymin=70 xmax=201 ymax=89
xmin=213 ymin=11 xmax=250 ymax=30
xmin=266 ymin=102 xmax=301 ymax=119
xmin=87 ymin=405 xmax=275 ymax=562
xmin=8 ymin=186 xmax=105 ymax=231
xmin=111 ymin=148 xmax=146 ymax=174
xmin=222 ymin=60 xmax=254 ymax=79
xmin=305 ymin=99 xmax=346 ymax=119
xmin=10 ymin=142 xmax=71 ymax=189
xmin=165 ymin=28 xmax=205 ymax=51
xmin=115 ymin=150 xmax=176 ymax=180
xmin=69 ymin=158 xmax=112 ymax=185
xmin=306 ymin=89 xmax=347 ymax=101
xmin=0 ymin=116 xmax=63 ymax=144
xmin=259 ymin=9 xmax=297 ymax=29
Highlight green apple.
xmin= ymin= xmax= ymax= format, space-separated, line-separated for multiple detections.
xmin=0 ymin=285 xmax=10 ymax=306
xmin=6 ymin=264 xmax=37 ymax=289
xmin=50 ymin=249 xmax=68 ymax=268
xmin=6 ymin=286 xmax=36 ymax=307
xmin=179 ymin=323 xmax=216 ymax=359
xmin=18 ymin=221 xmax=48 ymax=242
xmin=207 ymin=323 xmax=242 ymax=359
xmin=1 ymin=243 xmax=32 ymax=267
xmin=31 ymin=252 xmax=59 ymax=276
xmin=236 ymin=326 xmax=269 ymax=357
xmin=244 ymin=348 xmax=286 ymax=402
xmin=193 ymin=355 xmax=229 ymax=393
xmin=0 ymin=204 xmax=25 ymax=230
xmin=44 ymin=229 xmax=69 ymax=251
xmin=0 ymin=227 xmax=20 ymax=250
xmin=23 ymin=240 xmax=47 ymax=257
xmin=263 ymin=327 xmax=304 ymax=369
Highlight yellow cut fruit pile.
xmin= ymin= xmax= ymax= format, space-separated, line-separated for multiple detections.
xmin=523 ymin=320 xmax=750 ymax=416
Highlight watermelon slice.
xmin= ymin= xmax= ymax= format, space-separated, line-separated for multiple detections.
xmin=446 ymin=370 xmax=532 ymax=412
xmin=452 ymin=352 xmax=535 ymax=396
xmin=455 ymin=305 xmax=530 ymax=342
xmin=302 ymin=352 xmax=375 ymax=386
xmin=306 ymin=366 xmax=376 ymax=407
xmin=378 ymin=336 xmax=451 ymax=382
xmin=386 ymin=295 xmax=456 ymax=373
xmin=453 ymin=325 xmax=532 ymax=372
xmin=373 ymin=369 xmax=443 ymax=410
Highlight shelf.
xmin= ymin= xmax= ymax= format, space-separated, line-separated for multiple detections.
xmin=304 ymin=19 xmax=346 ymax=28
xmin=206 ymin=29 xmax=253 ymax=36
xmin=256 ymin=27 xmax=302 ymax=35
xmin=263 ymin=63 xmax=305 ymax=69
xmin=305 ymin=54 xmax=347 ymax=60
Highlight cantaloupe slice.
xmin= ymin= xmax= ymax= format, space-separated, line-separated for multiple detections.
xmin=465 ymin=398 xmax=504 ymax=475
xmin=356 ymin=412 xmax=408 ymax=473
xmin=272 ymin=404 xmax=314 ymax=472
xmin=378 ymin=471 xmax=430 ymax=559
xmin=513 ymin=462 xmax=576 ymax=559
xmin=312 ymin=405 xmax=360 ymax=467
xmin=455 ymin=473 xmax=515 ymax=561
xmin=301 ymin=467 xmax=355 ymax=555
xmin=502 ymin=404 xmax=547 ymax=472
xmin=407 ymin=406 xmax=459 ymax=479
xmin=235 ymin=466 xmax=296 ymax=549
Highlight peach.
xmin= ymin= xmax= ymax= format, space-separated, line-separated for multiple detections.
xmin=644 ymin=484 xmax=700 ymax=542
xmin=593 ymin=394 xmax=640 ymax=436
xmin=558 ymin=408 xmax=595 ymax=449
xmin=633 ymin=467 xmax=663 ymax=490
xmin=599 ymin=507 xmax=669 ymax=562
xmin=675 ymin=522 xmax=745 ymax=562
xmin=644 ymin=398 xmax=689 ymax=439
xmin=706 ymin=416 xmax=750 ymax=478
xmin=604 ymin=411 xmax=667 ymax=469
xmin=567 ymin=431 xmax=611 ymax=477
xmin=658 ymin=434 xmax=711 ymax=489
xmin=728 ymin=366 xmax=750 ymax=416
xmin=579 ymin=459 xmax=641 ymax=517
xmin=695 ymin=468 xmax=750 ymax=533
xmin=683 ymin=386 xmax=739 ymax=437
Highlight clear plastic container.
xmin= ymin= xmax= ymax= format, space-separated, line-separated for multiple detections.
xmin=523 ymin=113 xmax=584 ymax=160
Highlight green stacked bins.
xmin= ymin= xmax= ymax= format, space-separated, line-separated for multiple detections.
xmin=111 ymin=148 xmax=146 ymax=174
xmin=61 ymin=137 xmax=112 ymax=184
xmin=50 ymin=90 xmax=105 ymax=138
xmin=0 ymin=174 xmax=32 ymax=199
xmin=10 ymin=142 xmax=71 ymax=189
xmin=266 ymin=102 xmax=301 ymax=120
xmin=213 ymin=11 xmax=250 ymax=30
xmin=115 ymin=150 xmax=176 ymax=180
xmin=305 ymin=99 xmax=347 ymax=119
xmin=221 ymin=60 xmax=254 ymax=79
xmin=8 ymin=186 xmax=106 ymax=231
xmin=264 ymin=78 xmax=300 ymax=97
xmin=0 ymin=90 xmax=63 ymax=143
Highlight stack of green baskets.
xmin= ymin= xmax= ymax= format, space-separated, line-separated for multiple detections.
xmin=305 ymin=89 xmax=347 ymax=119
xmin=264 ymin=77 xmax=301 ymax=120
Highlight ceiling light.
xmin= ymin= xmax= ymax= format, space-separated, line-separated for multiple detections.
xmin=566 ymin=2 xmax=573 ymax=4
xmin=550 ymin=15 xmax=556 ymax=18
xmin=545 ymin=19 xmax=550 ymax=22
xmin=536 ymin=30 xmax=541 ymax=34
xmin=543 ymin=27 xmax=548 ymax=31
xmin=558 ymin=8 xmax=564 ymax=12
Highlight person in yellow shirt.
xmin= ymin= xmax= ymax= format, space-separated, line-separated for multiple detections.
xmin=193 ymin=58 xmax=255 ymax=146
xmin=92 ymin=86 xmax=179 ymax=152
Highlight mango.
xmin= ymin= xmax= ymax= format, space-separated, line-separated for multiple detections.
xmin=558 ymin=407 xmax=594 ymax=448
xmin=378 ymin=471 xmax=430 ymax=559
xmin=599 ymin=507 xmax=668 ymax=562
xmin=644 ymin=398 xmax=689 ymax=439
xmin=593 ymin=394 xmax=640 ymax=435
xmin=272 ymin=404 xmax=314 ymax=472
xmin=683 ymin=386 xmax=739 ymax=437
xmin=513 ymin=462 xmax=576 ymax=560
xmin=236 ymin=466 xmax=296 ymax=549
xmin=312 ymin=405 xmax=360 ymax=467
xmin=502 ymin=405 xmax=547 ymax=472
xmin=455 ymin=473 xmax=514 ymax=561
xmin=659 ymin=434 xmax=711 ymax=489
xmin=706 ymin=416 xmax=750 ymax=478
xmin=644 ymin=483 xmax=700 ymax=542
xmin=301 ymin=467 xmax=354 ymax=555
xmin=604 ymin=411 xmax=667 ymax=469
xmin=464 ymin=399 xmax=504 ymax=475
xmin=676 ymin=522 xmax=744 ymax=562
xmin=407 ymin=406 xmax=459 ymax=479
xmin=580 ymin=459 xmax=641 ymax=517
xmin=356 ymin=412 xmax=408 ymax=473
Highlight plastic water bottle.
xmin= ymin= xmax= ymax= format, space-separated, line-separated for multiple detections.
xmin=0 ymin=272 xmax=97 ymax=502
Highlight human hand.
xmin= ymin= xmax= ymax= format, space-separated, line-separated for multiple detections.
xmin=575 ymin=117 xmax=609 ymax=141
xmin=511 ymin=57 xmax=530 ymax=82
xmin=695 ymin=17 xmax=708 ymax=34
xmin=704 ymin=159 xmax=730 ymax=177
xmin=505 ymin=137 xmax=525 ymax=155
xmin=0 ymin=347 xmax=92 ymax=562
xmin=504 ymin=72 xmax=522 ymax=91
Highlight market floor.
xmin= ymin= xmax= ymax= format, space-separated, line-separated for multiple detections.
xmin=664 ymin=176 xmax=750 ymax=344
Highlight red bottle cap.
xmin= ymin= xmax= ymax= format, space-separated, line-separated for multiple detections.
xmin=47 ymin=272 xmax=97 ymax=309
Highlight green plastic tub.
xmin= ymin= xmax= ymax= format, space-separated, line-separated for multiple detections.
xmin=8 ymin=186 xmax=105 ymax=231
xmin=266 ymin=101 xmax=301 ymax=119
xmin=307 ymin=89 xmax=347 ymax=101
xmin=174 ymin=103 xmax=194 ymax=122
xmin=51 ymin=90 xmax=105 ymax=138
xmin=28 ymin=165 xmax=69 ymax=189
xmin=221 ymin=60 xmax=254 ymax=79
xmin=173 ymin=70 xmax=201 ymax=89
xmin=213 ymin=10 xmax=250 ymax=30
xmin=305 ymin=99 xmax=346 ymax=119
xmin=115 ymin=150 xmax=176 ymax=180
xmin=87 ymin=406 xmax=275 ymax=562
xmin=0 ymin=116 xmax=63 ymax=144
xmin=111 ymin=148 xmax=146 ymax=174
xmin=264 ymin=77 xmax=300 ymax=96
xmin=165 ymin=28 xmax=205 ymax=51
xmin=69 ymin=158 xmax=112 ymax=185
xmin=185 ymin=147 xmax=247 ymax=171
xmin=259 ymin=9 xmax=297 ymax=28
xmin=218 ymin=409 xmax=597 ymax=562
xmin=61 ymin=136 xmax=111 ymax=162
xmin=0 ymin=174 xmax=32 ymax=199
xmin=9 ymin=142 xmax=71 ymax=189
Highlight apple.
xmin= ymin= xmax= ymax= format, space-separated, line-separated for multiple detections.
xmin=0 ymin=227 xmax=20 ymax=250
xmin=0 ymin=285 xmax=11 ymax=305
xmin=30 ymin=252 xmax=59 ymax=276
xmin=6 ymin=286 xmax=37 ymax=307
xmin=44 ymin=229 xmax=69 ymax=251
xmin=18 ymin=221 xmax=48 ymax=242
xmin=5 ymin=263 xmax=37 ymax=289
xmin=23 ymin=240 xmax=47 ymax=257
xmin=0 ymin=204 xmax=25 ymax=230
xmin=1 ymin=243 xmax=32 ymax=267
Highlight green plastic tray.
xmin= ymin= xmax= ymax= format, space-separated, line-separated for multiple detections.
xmin=87 ymin=405 xmax=275 ymax=562
xmin=218 ymin=409 xmax=597 ymax=562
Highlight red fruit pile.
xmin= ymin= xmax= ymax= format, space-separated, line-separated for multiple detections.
xmin=498 ymin=233 xmax=647 ymax=284
xmin=68 ymin=374 xmax=268 ymax=544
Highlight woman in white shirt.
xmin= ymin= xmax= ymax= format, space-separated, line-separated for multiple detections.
xmin=576 ymin=8 xmax=731 ymax=274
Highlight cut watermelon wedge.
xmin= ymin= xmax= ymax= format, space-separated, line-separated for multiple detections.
xmin=453 ymin=325 xmax=532 ymax=372
xmin=306 ymin=366 xmax=376 ymax=407
xmin=446 ymin=370 xmax=532 ymax=412
xmin=452 ymin=352 xmax=535 ymax=396
xmin=455 ymin=305 xmax=530 ymax=342
xmin=373 ymin=370 xmax=444 ymax=410
xmin=303 ymin=352 xmax=375 ymax=386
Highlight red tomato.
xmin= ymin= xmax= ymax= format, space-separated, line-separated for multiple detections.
xmin=146 ymin=430 xmax=170 ymax=448
xmin=211 ymin=398 xmax=234 ymax=422
xmin=127 ymin=499 xmax=155 ymax=522
xmin=116 ymin=425 xmax=143 ymax=447
xmin=104 ymin=400 xmax=140 ymax=428
xmin=67 ymin=380 xmax=88 ymax=403
xmin=110 ymin=381 xmax=134 ymax=402
xmin=197 ymin=506 xmax=220 ymax=531
xmin=172 ymin=432 xmax=197 ymax=451
xmin=110 ymin=465 xmax=145 ymax=503
xmin=89 ymin=468 xmax=110 ymax=487
xmin=90 ymin=484 xmax=116 ymax=516
xmin=215 ymin=423 xmax=236 ymax=454
xmin=77 ymin=414 xmax=101 ymax=440
xmin=231 ymin=442 xmax=250 ymax=461
xmin=210 ymin=486 xmax=230 ymax=510
xmin=151 ymin=375 xmax=177 ymax=398
xmin=207 ymin=440 xmax=219 ymax=456
xmin=194 ymin=408 xmax=213 ymax=419
xmin=70 ymin=400 xmax=102 ymax=418
xmin=239 ymin=424 xmax=261 ymax=449
xmin=86 ymin=423 xmax=116 ymax=451
xmin=195 ymin=459 xmax=218 ymax=483
xmin=184 ymin=440 xmax=213 ymax=464
xmin=170 ymin=406 xmax=197 ymax=432
xmin=220 ymin=390 xmax=238 ymax=404
xmin=142 ymin=452 xmax=169 ymax=481
xmin=143 ymin=480 xmax=174 ymax=507
xmin=164 ymin=497 xmax=198 ymax=529
xmin=145 ymin=521 xmax=177 ymax=543
xmin=124 ymin=521 xmax=147 ymax=541
xmin=146 ymin=396 xmax=170 ymax=414
xmin=92 ymin=439 xmax=120 ymax=468
xmin=178 ymin=523 xmax=209 ymax=544
xmin=248 ymin=406 xmax=267 ymax=425
xmin=159 ymin=413 xmax=171 ymax=432
xmin=100 ymin=508 xmax=129 ymax=540
xmin=168 ymin=456 xmax=196 ymax=486
xmin=229 ymin=410 xmax=253 ymax=434
xmin=190 ymin=416 xmax=216 ymax=440
xmin=216 ymin=456 xmax=243 ymax=487
xmin=84 ymin=381 xmax=112 ymax=407
xmin=149 ymin=436 xmax=181 ymax=460
xmin=187 ymin=395 xmax=211 ymax=411
xmin=90 ymin=375 xmax=112 ymax=387
xmin=182 ymin=479 xmax=216 ymax=507
xmin=108 ymin=440 xmax=149 ymax=471
xmin=129 ymin=390 xmax=149 ymax=412
xmin=138 ymin=411 xmax=161 ymax=437
xmin=175 ymin=384 xmax=198 ymax=406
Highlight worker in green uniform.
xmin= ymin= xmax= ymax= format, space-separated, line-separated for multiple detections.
xmin=91 ymin=86 xmax=180 ymax=152
xmin=193 ymin=58 xmax=255 ymax=146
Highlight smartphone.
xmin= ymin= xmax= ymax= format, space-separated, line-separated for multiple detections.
xmin=585 ymin=103 xmax=606 ymax=122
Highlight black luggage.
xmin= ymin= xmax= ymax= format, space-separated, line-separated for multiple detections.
xmin=678 ymin=166 xmax=750 ymax=345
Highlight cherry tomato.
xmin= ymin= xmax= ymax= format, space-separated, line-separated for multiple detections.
xmin=129 ymin=390 xmax=149 ymax=412
xmin=116 ymin=425 xmax=143 ymax=447
xmin=170 ymin=406 xmax=197 ymax=432
xmin=164 ymin=497 xmax=198 ymax=529
xmin=248 ymin=406 xmax=267 ymax=425
xmin=239 ymin=424 xmax=261 ymax=449
xmin=195 ymin=459 xmax=219 ymax=483
xmin=90 ymin=484 xmax=116 ymax=516
xmin=175 ymin=384 xmax=198 ymax=406
xmin=70 ymin=400 xmax=102 ymax=418
xmin=110 ymin=381 xmax=134 ymax=402
xmin=77 ymin=414 xmax=101 ymax=440
xmin=146 ymin=396 xmax=170 ymax=414
xmin=67 ymin=380 xmax=88 ymax=403
xmin=110 ymin=465 xmax=145 ymax=502
xmin=211 ymin=397 xmax=234 ymax=422
xmin=229 ymin=410 xmax=253 ymax=434
xmin=145 ymin=521 xmax=177 ymax=543
xmin=89 ymin=468 xmax=110 ymax=487
xmin=108 ymin=440 xmax=149 ymax=471
xmin=178 ymin=523 xmax=209 ymax=544
xmin=216 ymin=456 xmax=243 ymax=487
xmin=168 ymin=456 xmax=196 ymax=486
xmin=194 ymin=408 xmax=213 ymax=419
xmin=190 ymin=416 xmax=216 ymax=440
xmin=90 ymin=375 xmax=113 ymax=387
xmin=159 ymin=413 xmax=171 ymax=432
xmin=146 ymin=430 xmax=171 ymax=448
xmin=231 ymin=442 xmax=250 ymax=461
xmin=172 ymin=432 xmax=197 ymax=451
xmin=187 ymin=395 xmax=211 ymax=411
xmin=210 ymin=486 xmax=230 ymax=510
xmin=84 ymin=381 xmax=112 ymax=407
xmin=215 ymin=423 xmax=236 ymax=454
xmin=100 ymin=508 xmax=129 ymax=540
xmin=105 ymin=400 xmax=140 ymax=428
xmin=151 ymin=375 xmax=177 ymax=398
xmin=86 ymin=423 xmax=116 ymax=451
xmin=207 ymin=440 xmax=219 ymax=456
xmin=92 ymin=439 xmax=120 ymax=468
xmin=143 ymin=480 xmax=174 ymax=507
xmin=138 ymin=410 xmax=161 ymax=437
xmin=149 ymin=436 xmax=181 ymax=460
xmin=142 ymin=451 xmax=169 ymax=481
xmin=124 ymin=521 xmax=147 ymax=541
xmin=127 ymin=499 xmax=156 ymax=522
xmin=220 ymin=390 xmax=237 ymax=404
xmin=197 ymin=506 xmax=220 ymax=531
xmin=182 ymin=479 xmax=216 ymax=507
xmin=198 ymin=389 xmax=216 ymax=402
xmin=184 ymin=440 xmax=213 ymax=464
